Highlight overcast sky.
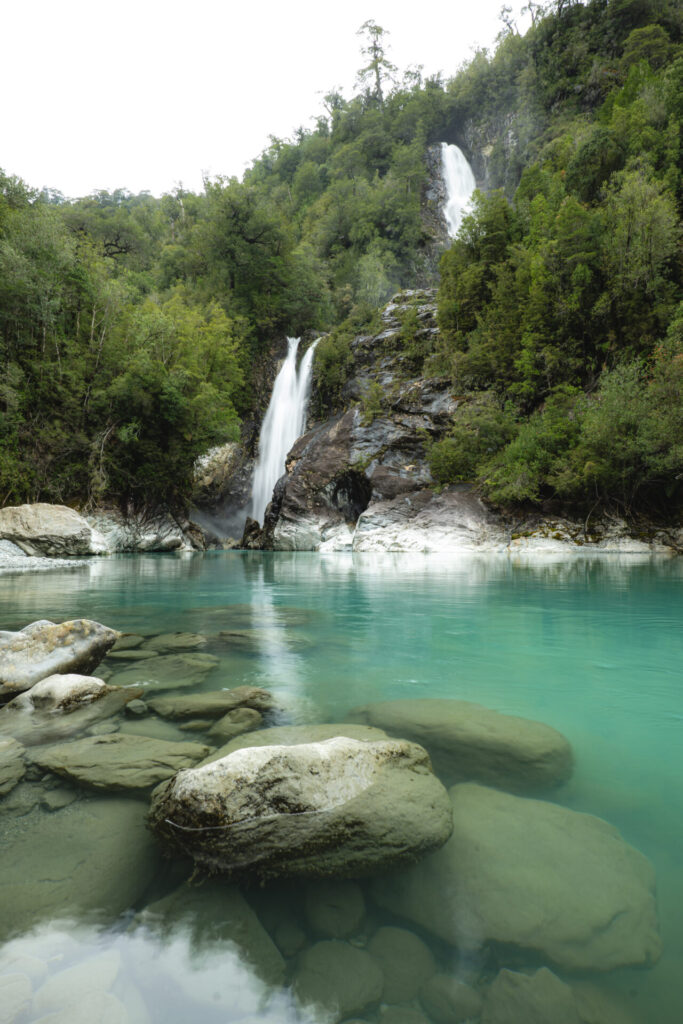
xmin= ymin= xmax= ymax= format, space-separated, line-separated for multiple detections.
xmin=2 ymin=0 xmax=530 ymax=199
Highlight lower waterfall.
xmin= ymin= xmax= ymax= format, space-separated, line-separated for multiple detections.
xmin=250 ymin=337 xmax=318 ymax=524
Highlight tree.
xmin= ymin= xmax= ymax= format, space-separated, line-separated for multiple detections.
xmin=356 ymin=21 xmax=397 ymax=108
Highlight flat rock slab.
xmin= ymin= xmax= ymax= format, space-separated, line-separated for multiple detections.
xmin=0 ymin=619 xmax=118 ymax=696
xmin=149 ymin=686 xmax=275 ymax=720
xmin=141 ymin=632 xmax=208 ymax=653
xmin=346 ymin=699 xmax=573 ymax=790
xmin=0 ymin=797 xmax=158 ymax=940
xmin=0 ymin=737 xmax=26 ymax=796
xmin=139 ymin=880 xmax=285 ymax=986
xmin=150 ymin=737 xmax=453 ymax=880
xmin=107 ymin=653 xmax=219 ymax=691
xmin=30 ymin=733 xmax=211 ymax=790
xmin=373 ymin=782 xmax=661 ymax=972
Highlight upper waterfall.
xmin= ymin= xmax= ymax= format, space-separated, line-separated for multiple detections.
xmin=441 ymin=143 xmax=476 ymax=237
xmin=250 ymin=337 xmax=318 ymax=525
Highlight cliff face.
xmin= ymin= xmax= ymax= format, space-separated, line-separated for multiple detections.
xmin=240 ymin=290 xmax=681 ymax=556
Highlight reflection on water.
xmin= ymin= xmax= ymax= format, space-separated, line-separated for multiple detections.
xmin=0 ymin=551 xmax=682 ymax=1023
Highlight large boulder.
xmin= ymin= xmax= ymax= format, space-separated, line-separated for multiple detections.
xmin=346 ymin=699 xmax=573 ymax=790
xmin=199 ymin=722 xmax=391 ymax=764
xmin=0 ymin=620 xmax=118 ymax=697
xmin=0 ymin=680 xmax=140 ymax=747
xmin=372 ymin=783 xmax=661 ymax=972
xmin=150 ymin=737 xmax=453 ymax=880
xmin=30 ymin=733 xmax=211 ymax=791
xmin=0 ymin=503 xmax=106 ymax=556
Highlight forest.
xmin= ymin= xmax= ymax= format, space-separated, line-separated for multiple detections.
xmin=0 ymin=0 xmax=680 ymax=517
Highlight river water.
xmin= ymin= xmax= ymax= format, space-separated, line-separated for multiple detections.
xmin=0 ymin=551 xmax=681 ymax=1023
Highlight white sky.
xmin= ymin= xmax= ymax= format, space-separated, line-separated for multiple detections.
xmin=2 ymin=0 xmax=530 ymax=199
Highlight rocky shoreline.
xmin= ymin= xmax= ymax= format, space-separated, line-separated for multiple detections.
xmin=0 ymin=614 xmax=664 ymax=1023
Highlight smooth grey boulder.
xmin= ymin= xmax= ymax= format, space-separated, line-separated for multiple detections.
xmin=139 ymin=880 xmax=285 ymax=986
xmin=293 ymin=940 xmax=384 ymax=1022
xmin=0 ymin=797 xmax=158 ymax=940
xmin=150 ymin=737 xmax=453 ymax=880
xmin=305 ymin=880 xmax=365 ymax=938
xmin=346 ymin=699 xmax=573 ymax=790
xmin=481 ymin=968 xmax=581 ymax=1024
xmin=0 ymin=737 xmax=25 ymax=796
xmin=0 ymin=680 xmax=140 ymax=747
xmin=0 ymin=502 xmax=106 ymax=556
xmin=368 ymin=926 xmax=436 ymax=1005
xmin=0 ymin=619 xmax=119 ymax=696
xmin=5 ymin=673 xmax=107 ymax=712
xmin=148 ymin=685 xmax=275 ymax=720
xmin=107 ymin=652 xmax=219 ymax=691
xmin=373 ymin=782 xmax=661 ymax=972
xmin=419 ymin=974 xmax=483 ymax=1024
xmin=200 ymin=722 xmax=390 ymax=764
xmin=30 ymin=733 xmax=211 ymax=790
xmin=207 ymin=707 xmax=262 ymax=742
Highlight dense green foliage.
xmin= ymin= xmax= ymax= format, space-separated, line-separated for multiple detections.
xmin=0 ymin=3 xmax=681 ymax=516
xmin=431 ymin=0 xmax=682 ymax=515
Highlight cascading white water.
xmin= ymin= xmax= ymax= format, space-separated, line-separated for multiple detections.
xmin=441 ymin=142 xmax=477 ymax=237
xmin=250 ymin=337 xmax=318 ymax=524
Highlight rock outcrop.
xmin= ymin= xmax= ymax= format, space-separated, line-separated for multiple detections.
xmin=0 ymin=503 xmax=107 ymax=556
xmin=149 ymin=737 xmax=453 ymax=880
xmin=346 ymin=698 xmax=573 ymax=790
xmin=0 ymin=619 xmax=118 ymax=697
xmin=85 ymin=507 xmax=202 ymax=552
xmin=373 ymin=782 xmax=661 ymax=971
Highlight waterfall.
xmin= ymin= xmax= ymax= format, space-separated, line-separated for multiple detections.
xmin=251 ymin=337 xmax=318 ymax=524
xmin=441 ymin=142 xmax=476 ymax=237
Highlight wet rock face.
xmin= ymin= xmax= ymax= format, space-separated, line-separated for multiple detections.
xmin=346 ymin=698 xmax=573 ymax=791
xmin=373 ymin=782 xmax=661 ymax=972
xmin=149 ymin=737 xmax=453 ymax=881
xmin=0 ymin=620 xmax=119 ymax=697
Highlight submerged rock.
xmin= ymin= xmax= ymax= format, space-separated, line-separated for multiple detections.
xmin=149 ymin=737 xmax=453 ymax=880
xmin=481 ymin=968 xmax=580 ymax=1024
xmin=0 ymin=502 xmax=107 ymax=556
xmin=419 ymin=974 xmax=483 ymax=1024
xmin=373 ymin=782 xmax=661 ymax=972
xmin=0 ymin=972 xmax=32 ymax=1022
xmin=0 ymin=737 xmax=26 ymax=796
xmin=107 ymin=653 xmax=219 ymax=691
xmin=0 ymin=619 xmax=119 ymax=697
xmin=139 ymin=880 xmax=285 ymax=986
xmin=346 ymin=698 xmax=573 ymax=790
xmin=207 ymin=707 xmax=262 ymax=742
xmin=368 ymin=926 xmax=436 ymax=1005
xmin=0 ymin=797 xmax=158 ymax=940
xmin=293 ymin=940 xmax=384 ymax=1022
xmin=148 ymin=686 xmax=275 ymax=720
xmin=140 ymin=632 xmax=207 ymax=653
xmin=305 ymin=880 xmax=365 ymax=939
xmin=30 ymin=733 xmax=211 ymax=791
